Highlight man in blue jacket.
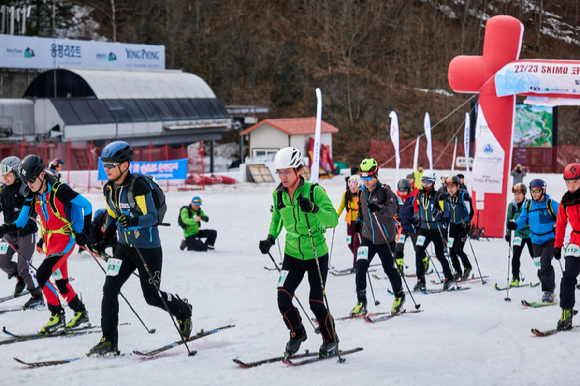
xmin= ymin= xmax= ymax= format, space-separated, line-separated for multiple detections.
xmin=508 ymin=179 xmax=559 ymax=303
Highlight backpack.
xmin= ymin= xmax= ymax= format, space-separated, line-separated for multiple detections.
xmin=177 ymin=206 xmax=190 ymax=229
xmin=525 ymin=198 xmax=556 ymax=221
xmin=106 ymin=173 xmax=167 ymax=225
xmin=277 ymin=183 xmax=317 ymax=211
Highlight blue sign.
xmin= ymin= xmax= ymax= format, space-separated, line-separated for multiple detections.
xmin=98 ymin=158 xmax=188 ymax=181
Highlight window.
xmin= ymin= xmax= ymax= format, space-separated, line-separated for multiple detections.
xmin=253 ymin=149 xmax=278 ymax=157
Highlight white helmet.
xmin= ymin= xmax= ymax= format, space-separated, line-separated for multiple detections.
xmin=348 ymin=174 xmax=362 ymax=187
xmin=274 ymin=147 xmax=303 ymax=169
xmin=422 ymin=170 xmax=436 ymax=183
xmin=0 ymin=156 xmax=21 ymax=176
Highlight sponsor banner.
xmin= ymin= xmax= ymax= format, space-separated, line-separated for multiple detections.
xmin=471 ymin=106 xmax=505 ymax=193
xmin=97 ymin=158 xmax=187 ymax=181
xmin=495 ymin=60 xmax=580 ymax=97
xmin=389 ymin=111 xmax=400 ymax=183
xmin=424 ymin=113 xmax=433 ymax=170
xmin=0 ymin=35 xmax=165 ymax=70
xmin=464 ymin=112 xmax=470 ymax=180
xmin=309 ymin=88 xmax=323 ymax=184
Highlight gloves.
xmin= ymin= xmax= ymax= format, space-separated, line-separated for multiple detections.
xmin=432 ymin=209 xmax=443 ymax=218
xmin=353 ymin=221 xmax=362 ymax=233
xmin=259 ymin=235 xmax=275 ymax=254
xmin=554 ymin=247 xmax=562 ymax=260
xmin=298 ymin=197 xmax=319 ymax=213
xmin=506 ymin=221 xmax=518 ymax=231
xmin=462 ymin=221 xmax=471 ymax=231
xmin=0 ymin=223 xmax=17 ymax=238
xmin=505 ymin=233 xmax=511 ymax=243
xmin=90 ymin=240 xmax=107 ymax=255
xmin=200 ymin=216 xmax=209 ymax=222
xmin=118 ymin=214 xmax=138 ymax=228
xmin=74 ymin=232 xmax=89 ymax=247
xmin=367 ymin=203 xmax=380 ymax=213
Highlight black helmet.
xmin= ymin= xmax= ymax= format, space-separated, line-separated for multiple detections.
xmin=448 ymin=176 xmax=460 ymax=186
xmin=397 ymin=179 xmax=411 ymax=191
xmin=101 ymin=141 xmax=133 ymax=163
xmin=529 ymin=179 xmax=547 ymax=190
xmin=18 ymin=155 xmax=45 ymax=182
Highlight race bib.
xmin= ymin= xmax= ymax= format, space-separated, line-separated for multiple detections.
xmin=565 ymin=244 xmax=580 ymax=258
xmin=51 ymin=268 xmax=63 ymax=280
xmin=416 ymin=235 xmax=426 ymax=247
xmin=346 ymin=235 xmax=352 ymax=244
xmin=0 ymin=241 xmax=8 ymax=254
xmin=448 ymin=238 xmax=455 ymax=249
xmin=513 ymin=237 xmax=522 ymax=246
xmin=106 ymin=258 xmax=123 ymax=277
xmin=357 ymin=246 xmax=369 ymax=261
xmin=532 ymin=256 xmax=541 ymax=268
xmin=397 ymin=234 xmax=406 ymax=244
xmin=277 ymin=270 xmax=289 ymax=288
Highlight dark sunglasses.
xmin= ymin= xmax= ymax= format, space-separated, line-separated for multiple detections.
xmin=25 ymin=177 xmax=37 ymax=185
xmin=103 ymin=162 xmax=119 ymax=170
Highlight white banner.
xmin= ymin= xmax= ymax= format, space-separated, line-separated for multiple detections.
xmin=424 ymin=113 xmax=433 ymax=170
xmin=464 ymin=112 xmax=470 ymax=181
xmin=472 ymin=106 xmax=505 ymax=193
xmin=0 ymin=35 xmax=165 ymax=70
xmin=495 ymin=60 xmax=580 ymax=97
xmin=413 ymin=135 xmax=420 ymax=171
xmin=389 ymin=111 xmax=400 ymax=183
xmin=309 ymin=88 xmax=322 ymax=184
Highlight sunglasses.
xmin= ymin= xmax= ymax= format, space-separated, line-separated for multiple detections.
xmin=530 ymin=188 xmax=543 ymax=194
xmin=103 ymin=162 xmax=119 ymax=170
xmin=348 ymin=180 xmax=360 ymax=187
xmin=360 ymin=176 xmax=373 ymax=181
xmin=398 ymin=188 xmax=409 ymax=193
xmin=25 ymin=177 xmax=37 ymax=185
xmin=275 ymin=170 xmax=292 ymax=177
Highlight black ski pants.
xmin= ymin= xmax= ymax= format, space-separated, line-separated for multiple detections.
xmin=356 ymin=237 xmax=402 ymax=296
xmin=415 ymin=227 xmax=452 ymax=280
xmin=560 ymin=254 xmax=580 ymax=309
xmin=448 ymin=223 xmax=472 ymax=273
xmin=532 ymin=240 xmax=556 ymax=293
xmin=101 ymin=243 xmax=191 ymax=340
xmin=511 ymin=237 xmax=533 ymax=279
xmin=277 ymin=253 xmax=335 ymax=341
xmin=395 ymin=230 xmax=418 ymax=262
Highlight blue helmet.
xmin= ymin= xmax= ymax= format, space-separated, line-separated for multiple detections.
xmin=529 ymin=179 xmax=547 ymax=190
xmin=191 ymin=196 xmax=202 ymax=205
xmin=101 ymin=141 xmax=133 ymax=163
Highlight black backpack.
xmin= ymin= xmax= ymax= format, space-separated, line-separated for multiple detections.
xmin=177 ymin=206 xmax=190 ymax=229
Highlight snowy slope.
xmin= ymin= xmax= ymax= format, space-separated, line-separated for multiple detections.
xmin=0 ymin=169 xmax=575 ymax=386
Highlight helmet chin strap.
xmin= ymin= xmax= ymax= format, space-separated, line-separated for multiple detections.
xmin=112 ymin=164 xmax=129 ymax=184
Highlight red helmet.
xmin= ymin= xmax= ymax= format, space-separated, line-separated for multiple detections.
xmin=564 ymin=163 xmax=580 ymax=181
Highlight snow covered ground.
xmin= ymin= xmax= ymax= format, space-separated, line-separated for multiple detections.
xmin=0 ymin=169 xmax=576 ymax=386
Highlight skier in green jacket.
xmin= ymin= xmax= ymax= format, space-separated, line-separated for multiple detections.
xmin=259 ymin=147 xmax=339 ymax=359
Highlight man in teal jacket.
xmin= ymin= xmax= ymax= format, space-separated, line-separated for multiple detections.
xmin=259 ymin=147 xmax=339 ymax=359
xmin=179 ymin=196 xmax=217 ymax=252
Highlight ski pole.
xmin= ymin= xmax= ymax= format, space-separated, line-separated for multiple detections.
xmin=328 ymin=227 xmax=336 ymax=270
xmin=84 ymin=246 xmax=156 ymax=334
xmin=267 ymin=251 xmax=319 ymax=333
xmin=115 ymin=213 xmax=193 ymax=355
xmin=558 ymin=259 xmax=564 ymax=273
xmin=426 ymin=250 xmax=442 ymax=283
xmin=505 ymin=231 xmax=513 ymax=302
xmin=302 ymin=208 xmax=344 ymax=364
xmin=276 ymin=237 xmax=283 ymax=266
xmin=466 ymin=236 xmax=487 ymax=284
xmin=82 ymin=245 xmax=139 ymax=278
xmin=372 ymin=213 xmax=420 ymax=310
xmin=366 ymin=270 xmax=380 ymax=306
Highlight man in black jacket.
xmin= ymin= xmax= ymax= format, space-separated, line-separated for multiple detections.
xmin=0 ymin=156 xmax=43 ymax=308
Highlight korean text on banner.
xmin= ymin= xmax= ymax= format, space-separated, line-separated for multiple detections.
xmin=98 ymin=159 xmax=188 ymax=181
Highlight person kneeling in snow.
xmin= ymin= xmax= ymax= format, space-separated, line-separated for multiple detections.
xmin=179 ymin=196 xmax=217 ymax=252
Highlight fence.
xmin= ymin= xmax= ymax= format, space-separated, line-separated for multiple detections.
xmin=370 ymin=139 xmax=580 ymax=174
xmin=0 ymin=140 xmax=205 ymax=193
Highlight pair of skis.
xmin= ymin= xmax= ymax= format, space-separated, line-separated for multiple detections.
xmin=234 ymin=347 xmax=363 ymax=368
xmin=13 ymin=324 xmax=235 ymax=368
xmin=494 ymin=282 xmax=540 ymax=291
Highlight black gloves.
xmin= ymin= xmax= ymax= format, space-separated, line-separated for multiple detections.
xmin=506 ymin=221 xmax=518 ymax=231
xmin=90 ymin=240 xmax=107 ymax=256
xmin=0 ymin=223 xmax=17 ymax=238
xmin=74 ymin=232 xmax=89 ymax=247
xmin=367 ymin=203 xmax=380 ymax=213
xmin=298 ymin=197 xmax=319 ymax=213
xmin=554 ymin=247 xmax=562 ymax=260
xmin=118 ymin=214 xmax=138 ymax=228
xmin=505 ymin=233 xmax=511 ymax=243
xmin=353 ymin=221 xmax=362 ymax=233
xmin=200 ymin=216 xmax=209 ymax=222
xmin=432 ymin=209 xmax=443 ymax=218
xmin=462 ymin=221 xmax=471 ymax=230
xmin=259 ymin=235 xmax=275 ymax=254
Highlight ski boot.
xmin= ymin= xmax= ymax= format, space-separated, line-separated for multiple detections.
xmin=542 ymin=291 xmax=555 ymax=303
xmin=14 ymin=276 xmax=25 ymax=296
xmin=40 ymin=306 xmax=65 ymax=335
xmin=510 ymin=277 xmax=519 ymax=287
xmin=396 ymin=258 xmax=405 ymax=273
xmin=443 ymin=276 xmax=454 ymax=291
xmin=414 ymin=277 xmax=426 ymax=292
xmin=285 ymin=324 xmax=307 ymax=357
xmin=422 ymin=255 xmax=430 ymax=271
xmin=180 ymin=240 xmax=187 ymax=251
xmin=66 ymin=295 xmax=89 ymax=329
xmin=23 ymin=287 xmax=44 ymax=309
xmin=462 ymin=268 xmax=472 ymax=281
xmin=89 ymin=330 xmax=119 ymax=356
xmin=391 ymin=291 xmax=406 ymax=315
xmin=557 ymin=308 xmax=573 ymax=331
xmin=350 ymin=290 xmax=367 ymax=316
xmin=453 ymin=270 xmax=462 ymax=282
xmin=319 ymin=336 xmax=339 ymax=357
xmin=177 ymin=299 xmax=194 ymax=339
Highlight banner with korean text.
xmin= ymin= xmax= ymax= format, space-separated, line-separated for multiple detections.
xmin=97 ymin=159 xmax=187 ymax=181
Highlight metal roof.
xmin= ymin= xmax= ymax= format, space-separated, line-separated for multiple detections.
xmin=240 ymin=117 xmax=339 ymax=136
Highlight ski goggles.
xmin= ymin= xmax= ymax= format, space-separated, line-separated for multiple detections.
xmin=0 ymin=164 xmax=12 ymax=175
xmin=24 ymin=177 xmax=38 ymax=185
xmin=360 ymin=176 xmax=374 ymax=181
xmin=348 ymin=180 xmax=360 ymax=187
xmin=398 ymin=188 xmax=409 ymax=193
xmin=102 ymin=162 xmax=119 ymax=170
xmin=530 ymin=188 xmax=543 ymax=194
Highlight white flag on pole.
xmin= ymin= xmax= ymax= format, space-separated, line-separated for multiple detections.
xmin=464 ymin=112 xmax=471 ymax=181
xmin=309 ymin=88 xmax=322 ymax=183
xmin=389 ymin=111 xmax=400 ymax=183
xmin=413 ymin=135 xmax=420 ymax=171
xmin=424 ymin=113 xmax=433 ymax=170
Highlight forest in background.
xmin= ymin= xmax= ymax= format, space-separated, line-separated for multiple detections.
xmin=3 ymin=0 xmax=580 ymax=165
